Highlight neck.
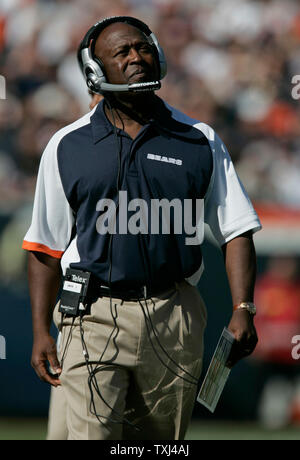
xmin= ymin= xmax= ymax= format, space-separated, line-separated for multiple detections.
xmin=104 ymin=92 xmax=158 ymax=128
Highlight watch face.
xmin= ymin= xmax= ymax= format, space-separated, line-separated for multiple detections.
xmin=245 ymin=303 xmax=256 ymax=315
xmin=236 ymin=302 xmax=256 ymax=315
xmin=248 ymin=305 xmax=256 ymax=315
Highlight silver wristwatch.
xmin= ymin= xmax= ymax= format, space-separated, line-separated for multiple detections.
xmin=234 ymin=302 xmax=256 ymax=316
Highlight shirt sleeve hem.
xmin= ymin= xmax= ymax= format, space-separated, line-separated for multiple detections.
xmin=22 ymin=241 xmax=64 ymax=259
xmin=218 ymin=221 xmax=262 ymax=246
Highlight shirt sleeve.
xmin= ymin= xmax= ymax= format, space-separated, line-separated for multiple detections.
xmin=22 ymin=134 xmax=75 ymax=259
xmin=204 ymin=129 xmax=262 ymax=246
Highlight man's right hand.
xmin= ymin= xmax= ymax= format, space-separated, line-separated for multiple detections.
xmin=31 ymin=334 xmax=62 ymax=387
xmin=27 ymin=251 xmax=62 ymax=386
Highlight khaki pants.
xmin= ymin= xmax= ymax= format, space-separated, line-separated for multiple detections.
xmin=47 ymin=385 xmax=68 ymax=440
xmin=52 ymin=280 xmax=207 ymax=440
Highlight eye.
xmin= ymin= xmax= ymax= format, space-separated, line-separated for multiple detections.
xmin=139 ymin=44 xmax=152 ymax=53
xmin=114 ymin=47 xmax=128 ymax=57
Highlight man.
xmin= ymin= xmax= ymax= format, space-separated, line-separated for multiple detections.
xmin=23 ymin=16 xmax=261 ymax=440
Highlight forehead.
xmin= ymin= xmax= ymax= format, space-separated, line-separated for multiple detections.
xmin=94 ymin=22 xmax=148 ymax=53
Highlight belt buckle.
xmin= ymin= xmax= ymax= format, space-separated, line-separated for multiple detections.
xmin=99 ymin=285 xmax=111 ymax=297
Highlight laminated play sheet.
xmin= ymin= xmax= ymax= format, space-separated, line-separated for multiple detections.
xmin=197 ymin=327 xmax=235 ymax=413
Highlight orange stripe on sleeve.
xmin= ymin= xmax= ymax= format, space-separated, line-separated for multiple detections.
xmin=22 ymin=241 xmax=64 ymax=259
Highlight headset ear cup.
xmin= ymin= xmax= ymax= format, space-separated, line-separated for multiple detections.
xmin=81 ymin=46 xmax=106 ymax=94
xmin=94 ymin=56 xmax=106 ymax=79
xmin=86 ymin=73 xmax=101 ymax=93
xmin=91 ymin=57 xmax=107 ymax=94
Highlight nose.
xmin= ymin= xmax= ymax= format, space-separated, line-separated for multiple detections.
xmin=128 ymin=47 xmax=143 ymax=63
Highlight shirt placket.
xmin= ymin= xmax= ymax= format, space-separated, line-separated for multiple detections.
xmin=126 ymin=124 xmax=151 ymax=177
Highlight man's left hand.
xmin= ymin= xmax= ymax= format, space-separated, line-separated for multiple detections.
xmin=226 ymin=309 xmax=258 ymax=368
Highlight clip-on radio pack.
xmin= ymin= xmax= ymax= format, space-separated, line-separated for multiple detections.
xmin=59 ymin=268 xmax=96 ymax=317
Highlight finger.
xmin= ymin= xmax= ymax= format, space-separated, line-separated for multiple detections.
xmin=48 ymin=351 xmax=62 ymax=375
xmin=236 ymin=337 xmax=257 ymax=358
xmin=33 ymin=359 xmax=61 ymax=387
xmin=243 ymin=330 xmax=258 ymax=351
xmin=226 ymin=341 xmax=242 ymax=367
xmin=40 ymin=366 xmax=61 ymax=387
xmin=226 ymin=339 xmax=252 ymax=367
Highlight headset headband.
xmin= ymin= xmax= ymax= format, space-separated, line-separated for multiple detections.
xmin=81 ymin=16 xmax=153 ymax=49
xmin=77 ymin=16 xmax=167 ymax=94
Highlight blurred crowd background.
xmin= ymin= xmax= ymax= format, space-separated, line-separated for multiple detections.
xmin=0 ymin=0 xmax=300 ymax=434
xmin=1 ymin=0 xmax=300 ymax=282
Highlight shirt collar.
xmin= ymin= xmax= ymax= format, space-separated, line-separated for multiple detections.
xmin=90 ymin=100 xmax=114 ymax=144
xmin=90 ymin=97 xmax=205 ymax=144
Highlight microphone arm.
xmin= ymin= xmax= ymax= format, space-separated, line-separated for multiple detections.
xmin=100 ymin=80 xmax=161 ymax=93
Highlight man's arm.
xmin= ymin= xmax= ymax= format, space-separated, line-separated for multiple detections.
xmin=222 ymin=231 xmax=258 ymax=367
xmin=28 ymin=251 xmax=62 ymax=386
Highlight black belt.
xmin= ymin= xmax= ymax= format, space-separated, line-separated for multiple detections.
xmin=62 ymin=268 xmax=178 ymax=303
xmin=93 ymin=282 xmax=176 ymax=302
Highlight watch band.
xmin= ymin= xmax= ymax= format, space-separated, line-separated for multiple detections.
xmin=233 ymin=302 xmax=256 ymax=315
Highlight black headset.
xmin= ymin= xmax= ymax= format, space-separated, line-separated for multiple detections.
xmin=77 ymin=16 xmax=167 ymax=94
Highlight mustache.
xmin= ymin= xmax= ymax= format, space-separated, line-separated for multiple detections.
xmin=129 ymin=64 xmax=153 ymax=78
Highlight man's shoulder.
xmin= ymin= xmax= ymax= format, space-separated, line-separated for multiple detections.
xmin=46 ymin=107 xmax=96 ymax=152
xmin=163 ymin=101 xmax=216 ymax=140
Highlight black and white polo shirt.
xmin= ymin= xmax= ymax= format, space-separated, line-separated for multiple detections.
xmin=22 ymin=98 xmax=261 ymax=290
